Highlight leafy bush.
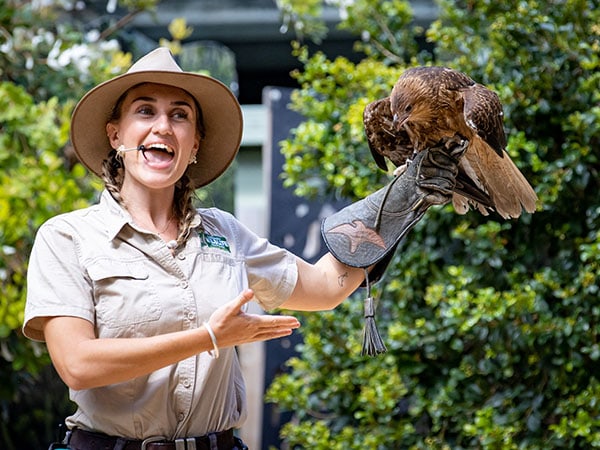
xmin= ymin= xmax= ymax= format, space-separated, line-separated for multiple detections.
xmin=0 ymin=77 xmax=98 ymax=450
xmin=268 ymin=0 xmax=600 ymax=448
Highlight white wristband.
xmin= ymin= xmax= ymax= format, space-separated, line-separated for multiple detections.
xmin=203 ymin=321 xmax=219 ymax=359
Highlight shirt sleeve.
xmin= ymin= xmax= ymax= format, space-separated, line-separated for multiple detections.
xmin=244 ymin=234 xmax=298 ymax=311
xmin=23 ymin=219 xmax=95 ymax=342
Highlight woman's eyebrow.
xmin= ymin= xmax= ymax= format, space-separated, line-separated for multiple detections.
xmin=131 ymin=96 xmax=156 ymax=103
xmin=172 ymin=100 xmax=194 ymax=108
xmin=131 ymin=96 xmax=193 ymax=109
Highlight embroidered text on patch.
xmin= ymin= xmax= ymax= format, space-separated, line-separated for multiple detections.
xmin=199 ymin=232 xmax=231 ymax=253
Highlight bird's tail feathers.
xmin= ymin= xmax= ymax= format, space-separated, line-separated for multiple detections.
xmin=453 ymin=193 xmax=491 ymax=216
xmin=451 ymin=156 xmax=495 ymax=215
xmin=490 ymin=155 xmax=538 ymax=219
xmin=469 ymin=141 xmax=538 ymax=219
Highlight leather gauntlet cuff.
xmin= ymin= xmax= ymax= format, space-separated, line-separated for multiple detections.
xmin=320 ymin=139 xmax=467 ymax=356
xmin=321 ymin=171 xmax=429 ymax=282
xmin=321 ymin=142 xmax=465 ymax=280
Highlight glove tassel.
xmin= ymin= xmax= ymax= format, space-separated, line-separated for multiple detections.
xmin=361 ymin=269 xmax=387 ymax=356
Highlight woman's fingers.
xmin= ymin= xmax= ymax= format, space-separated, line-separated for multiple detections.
xmin=208 ymin=290 xmax=301 ymax=348
xmin=252 ymin=313 xmax=300 ymax=331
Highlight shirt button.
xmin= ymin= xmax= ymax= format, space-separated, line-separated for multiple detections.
xmin=183 ymin=379 xmax=191 ymax=388
xmin=187 ymin=312 xmax=196 ymax=321
xmin=178 ymin=413 xmax=185 ymax=422
xmin=179 ymin=281 xmax=189 ymax=289
xmin=177 ymin=253 xmax=186 ymax=260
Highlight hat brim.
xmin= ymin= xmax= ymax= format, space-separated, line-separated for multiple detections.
xmin=70 ymin=70 xmax=243 ymax=188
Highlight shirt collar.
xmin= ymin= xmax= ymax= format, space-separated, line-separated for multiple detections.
xmin=99 ymin=190 xmax=132 ymax=241
xmin=99 ymin=189 xmax=204 ymax=242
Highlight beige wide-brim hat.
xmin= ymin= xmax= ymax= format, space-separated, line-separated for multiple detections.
xmin=70 ymin=47 xmax=243 ymax=188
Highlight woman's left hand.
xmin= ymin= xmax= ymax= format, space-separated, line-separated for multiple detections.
xmin=206 ymin=289 xmax=301 ymax=349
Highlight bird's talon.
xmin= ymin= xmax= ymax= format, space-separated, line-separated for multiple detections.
xmin=393 ymin=164 xmax=407 ymax=177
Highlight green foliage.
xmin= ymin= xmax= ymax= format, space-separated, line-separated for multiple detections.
xmin=269 ymin=0 xmax=600 ymax=447
xmin=337 ymin=0 xmax=421 ymax=63
xmin=276 ymin=0 xmax=331 ymax=43
xmin=0 ymin=81 xmax=96 ymax=367
xmin=0 ymin=81 xmax=97 ymax=449
xmin=280 ymin=43 xmax=404 ymax=200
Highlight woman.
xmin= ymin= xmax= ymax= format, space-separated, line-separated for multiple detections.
xmin=24 ymin=48 xmax=460 ymax=449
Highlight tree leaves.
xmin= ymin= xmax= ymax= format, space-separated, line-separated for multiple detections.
xmin=269 ymin=0 xmax=600 ymax=448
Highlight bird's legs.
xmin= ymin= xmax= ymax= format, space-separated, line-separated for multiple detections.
xmin=392 ymin=149 xmax=418 ymax=177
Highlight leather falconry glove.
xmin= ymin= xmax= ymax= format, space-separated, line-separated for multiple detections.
xmin=321 ymin=136 xmax=468 ymax=356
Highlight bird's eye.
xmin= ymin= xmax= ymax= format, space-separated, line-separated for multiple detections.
xmin=405 ymin=105 xmax=412 ymax=113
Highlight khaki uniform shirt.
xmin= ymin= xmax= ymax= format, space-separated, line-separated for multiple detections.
xmin=23 ymin=190 xmax=298 ymax=439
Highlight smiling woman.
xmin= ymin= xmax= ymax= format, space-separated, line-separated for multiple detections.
xmin=22 ymin=47 xmax=463 ymax=450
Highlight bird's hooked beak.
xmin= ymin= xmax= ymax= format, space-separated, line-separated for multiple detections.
xmin=392 ymin=112 xmax=408 ymax=132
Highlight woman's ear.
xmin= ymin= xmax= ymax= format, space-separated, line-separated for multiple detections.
xmin=106 ymin=122 xmax=120 ymax=148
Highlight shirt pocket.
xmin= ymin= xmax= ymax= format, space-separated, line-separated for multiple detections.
xmin=87 ymin=260 xmax=162 ymax=335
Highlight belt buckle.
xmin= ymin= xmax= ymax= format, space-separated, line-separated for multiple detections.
xmin=174 ymin=437 xmax=198 ymax=450
xmin=141 ymin=435 xmax=167 ymax=450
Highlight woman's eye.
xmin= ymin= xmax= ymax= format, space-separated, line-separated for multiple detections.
xmin=172 ymin=110 xmax=189 ymax=120
xmin=137 ymin=106 xmax=154 ymax=115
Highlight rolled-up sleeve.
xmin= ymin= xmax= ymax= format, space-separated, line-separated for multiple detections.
xmin=244 ymin=236 xmax=298 ymax=311
xmin=23 ymin=219 xmax=94 ymax=342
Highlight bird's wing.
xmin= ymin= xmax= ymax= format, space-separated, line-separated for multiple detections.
xmin=363 ymin=97 xmax=414 ymax=170
xmin=459 ymin=80 xmax=537 ymax=218
xmin=462 ymin=84 xmax=506 ymax=157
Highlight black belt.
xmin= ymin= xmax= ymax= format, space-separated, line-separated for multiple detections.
xmin=69 ymin=428 xmax=237 ymax=450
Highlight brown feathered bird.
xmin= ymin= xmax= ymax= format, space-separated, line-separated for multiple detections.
xmin=364 ymin=66 xmax=538 ymax=219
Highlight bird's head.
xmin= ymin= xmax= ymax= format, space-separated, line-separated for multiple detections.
xmin=391 ymin=96 xmax=413 ymax=131
xmin=390 ymin=74 xmax=437 ymax=131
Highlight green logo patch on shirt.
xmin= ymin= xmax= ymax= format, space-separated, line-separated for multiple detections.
xmin=199 ymin=231 xmax=231 ymax=253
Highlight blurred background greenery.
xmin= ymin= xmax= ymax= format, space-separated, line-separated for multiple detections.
xmin=1 ymin=0 xmax=599 ymax=448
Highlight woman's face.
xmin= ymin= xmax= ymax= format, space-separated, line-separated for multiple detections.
xmin=106 ymin=83 xmax=200 ymax=192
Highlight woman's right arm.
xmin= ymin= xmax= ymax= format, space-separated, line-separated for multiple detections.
xmin=43 ymin=289 xmax=299 ymax=390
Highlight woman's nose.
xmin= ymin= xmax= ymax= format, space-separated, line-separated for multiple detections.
xmin=152 ymin=113 xmax=173 ymax=134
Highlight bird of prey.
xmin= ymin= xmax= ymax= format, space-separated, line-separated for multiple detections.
xmin=364 ymin=66 xmax=538 ymax=219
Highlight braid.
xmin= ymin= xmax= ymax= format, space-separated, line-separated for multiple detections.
xmin=102 ymin=150 xmax=125 ymax=205
xmin=173 ymin=173 xmax=198 ymax=248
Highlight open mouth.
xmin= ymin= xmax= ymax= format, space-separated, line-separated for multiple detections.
xmin=140 ymin=143 xmax=175 ymax=164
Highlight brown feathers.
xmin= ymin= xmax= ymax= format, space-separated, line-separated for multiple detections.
xmin=364 ymin=66 xmax=538 ymax=219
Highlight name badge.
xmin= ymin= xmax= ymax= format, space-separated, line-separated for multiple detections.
xmin=199 ymin=231 xmax=231 ymax=253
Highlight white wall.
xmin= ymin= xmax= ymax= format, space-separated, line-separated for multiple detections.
xmin=235 ymin=105 xmax=268 ymax=449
